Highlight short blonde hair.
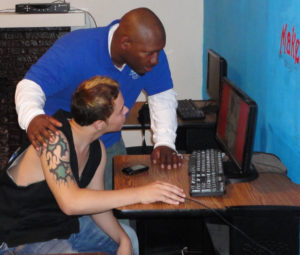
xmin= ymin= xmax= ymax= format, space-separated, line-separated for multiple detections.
xmin=71 ymin=76 xmax=120 ymax=126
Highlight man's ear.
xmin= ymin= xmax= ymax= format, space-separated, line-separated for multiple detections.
xmin=93 ymin=120 xmax=106 ymax=130
xmin=120 ymin=36 xmax=131 ymax=50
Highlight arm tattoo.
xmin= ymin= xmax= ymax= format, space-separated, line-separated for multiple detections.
xmin=41 ymin=133 xmax=75 ymax=184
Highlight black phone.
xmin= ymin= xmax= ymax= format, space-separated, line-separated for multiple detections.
xmin=122 ymin=164 xmax=149 ymax=175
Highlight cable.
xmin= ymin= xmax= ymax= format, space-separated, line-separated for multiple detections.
xmin=55 ymin=0 xmax=98 ymax=28
xmin=51 ymin=0 xmax=66 ymax=3
xmin=0 ymin=9 xmax=15 ymax=13
xmin=185 ymin=197 xmax=277 ymax=255
xmin=70 ymin=7 xmax=97 ymax=28
xmin=37 ymin=1 xmax=97 ymax=28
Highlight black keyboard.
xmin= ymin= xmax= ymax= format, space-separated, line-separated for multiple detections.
xmin=188 ymin=149 xmax=226 ymax=197
xmin=200 ymin=104 xmax=219 ymax=114
xmin=177 ymin=99 xmax=205 ymax=120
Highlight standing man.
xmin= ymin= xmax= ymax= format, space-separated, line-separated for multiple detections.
xmin=15 ymin=7 xmax=182 ymax=189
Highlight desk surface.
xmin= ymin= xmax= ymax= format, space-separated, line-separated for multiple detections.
xmin=123 ymin=101 xmax=217 ymax=129
xmin=113 ymin=155 xmax=300 ymax=218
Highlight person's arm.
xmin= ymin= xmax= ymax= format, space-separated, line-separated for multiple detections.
xmin=88 ymin=142 xmax=133 ymax=254
xmin=148 ymin=89 xmax=183 ymax=169
xmin=15 ymin=79 xmax=45 ymax=130
xmin=15 ymin=79 xmax=62 ymax=149
xmin=92 ymin=211 xmax=133 ymax=254
xmin=39 ymin=131 xmax=185 ymax=215
xmin=40 ymin=131 xmax=185 ymax=252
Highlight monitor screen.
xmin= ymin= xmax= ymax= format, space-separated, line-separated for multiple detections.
xmin=216 ymin=78 xmax=258 ymax=182
xmin=206 ymin=49 xmax=227 ymax=103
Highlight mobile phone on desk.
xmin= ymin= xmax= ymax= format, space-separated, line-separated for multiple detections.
xmin=122 ymin=164 xmax=149 ymax=175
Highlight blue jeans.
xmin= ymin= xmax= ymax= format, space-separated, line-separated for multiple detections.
xmin=0 ymin=216 xmax=139 ymax=255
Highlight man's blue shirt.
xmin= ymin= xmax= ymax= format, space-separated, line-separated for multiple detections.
xmin=25 ymin=20 xmax=173 ymax=147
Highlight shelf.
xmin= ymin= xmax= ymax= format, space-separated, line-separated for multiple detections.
xmin=0 ymin=12 xmax=85 ymax=28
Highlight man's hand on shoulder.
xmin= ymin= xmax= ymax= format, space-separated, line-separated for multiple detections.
xmin=151 ymin=145 xmax=183 ymax=169
xmin=27 ymin=114 xmax=62 ymax=150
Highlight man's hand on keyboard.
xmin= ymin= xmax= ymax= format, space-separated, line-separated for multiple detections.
xmin=151 ymin=146 xmax=183 ymax=169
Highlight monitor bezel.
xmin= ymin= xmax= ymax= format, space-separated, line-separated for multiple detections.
xmin=216 ymin=77 xmax=258 ymax=183
xmin=206 ymin=49 xmax=228 ymax=104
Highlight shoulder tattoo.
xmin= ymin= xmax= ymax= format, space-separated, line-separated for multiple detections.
xmin=41 ymin=133 xmax=75 ymax=184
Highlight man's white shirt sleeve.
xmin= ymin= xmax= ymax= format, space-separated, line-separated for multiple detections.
xmin=15 ymin=79 xmax=46 ymax=131
xmin=148 ymin=88 xmax=178 ymax=151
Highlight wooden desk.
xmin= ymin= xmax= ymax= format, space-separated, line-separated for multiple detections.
xmin=113 ymin=155 xmax=300 ymax=254
xmin=113 ymin=154 xmax=300 ymax=217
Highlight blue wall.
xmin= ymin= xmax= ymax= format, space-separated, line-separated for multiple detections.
xmin=203 ymin=0 xmax=300 ymax=183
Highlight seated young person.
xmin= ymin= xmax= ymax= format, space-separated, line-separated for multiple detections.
xmin=0 ymin=76 xmax=185 ymax=255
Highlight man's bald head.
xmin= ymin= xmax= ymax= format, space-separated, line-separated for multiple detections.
xmin=111 ymin=8 xmax=166 ymax=74
xmin=119 ymin=8 xmax=166 ymax=45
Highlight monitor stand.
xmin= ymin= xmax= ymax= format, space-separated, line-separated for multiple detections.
xmin=223 ymin=161 xmax=258 ymax=184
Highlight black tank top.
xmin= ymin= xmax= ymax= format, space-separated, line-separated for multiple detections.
xmin=0 ymin=110 xmax=101 ymax=247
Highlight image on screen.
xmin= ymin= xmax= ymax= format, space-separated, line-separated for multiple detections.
xmin=216 ymin=78 xmax=257 ymax=178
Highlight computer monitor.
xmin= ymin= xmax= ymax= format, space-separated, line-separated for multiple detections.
xmin=206 ymin=49 xmax=227 ymax=104
xmin=216 ymin=77 xmax=258 ymax=183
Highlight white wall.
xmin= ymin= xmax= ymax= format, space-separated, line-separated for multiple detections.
xmin=0 ymin=0 xmax=204 ymax=147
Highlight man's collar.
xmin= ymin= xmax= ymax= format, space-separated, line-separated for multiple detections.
xmin=108 ymin=23 xmax=126 ymax=71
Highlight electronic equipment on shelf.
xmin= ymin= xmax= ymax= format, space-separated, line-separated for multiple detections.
xmin=15 ymin=3 xmax=70 ymax=13
xmin=177 ymin=99 xmax=205 ymax=120
xmin=189 ymin=149 xmax=226 ymax=197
